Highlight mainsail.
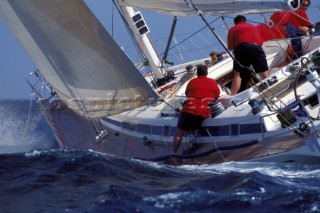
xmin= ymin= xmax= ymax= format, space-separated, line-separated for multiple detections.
xmin=0 ymin=0 xmax=158 ymax=118
xmin=121 ymin=0 xmax=300 ymax=16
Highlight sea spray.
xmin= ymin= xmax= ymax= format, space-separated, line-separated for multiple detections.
xmin=0 ymin=99 xmax=57 ymax=153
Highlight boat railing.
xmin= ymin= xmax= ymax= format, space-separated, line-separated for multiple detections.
xmin=26 ymin=69 xmax=56 ymax=101
xmin=197 ymin=104 xmax=313 ymax=163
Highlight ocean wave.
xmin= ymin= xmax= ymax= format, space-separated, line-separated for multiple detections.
xmin=0 ymin=149 xmax=318 ymax=212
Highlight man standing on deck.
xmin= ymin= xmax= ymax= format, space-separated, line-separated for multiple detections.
xmin=172 ymin=64 xmax=220 ymax=155
xmin=228 ymin=15 xmax=269 ymax=95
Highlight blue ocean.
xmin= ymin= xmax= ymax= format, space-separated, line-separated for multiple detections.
xmin=0 ymin=100 xmax=319 ymax=213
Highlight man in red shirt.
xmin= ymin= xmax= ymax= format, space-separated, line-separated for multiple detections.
xmin=172 ymin=64 xmax=220 ymax=154
xmin=287 ymin=0 xmax=312 ymax=34
xmin=286 ymin=0 xmax=312 ymax=58
xmin=228 ymin=15 xmax=269 ymax=95
xmin=266 ymin=0 xmax=312 ymax=40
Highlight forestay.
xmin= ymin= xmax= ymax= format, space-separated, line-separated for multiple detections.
xmin=0 ymin=0 xmax=158 ymax=118
xmin=121 ymin=0 xmax=300 ymax=16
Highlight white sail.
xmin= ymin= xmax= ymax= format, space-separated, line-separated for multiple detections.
xmin=121 ymin=0 xmax=300 ymax=16
xmin=0 ymin=0 xmax=158 ymax=118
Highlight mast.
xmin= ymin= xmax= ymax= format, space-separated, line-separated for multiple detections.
xmin=117 ymin=1 xmax=164 ymax=80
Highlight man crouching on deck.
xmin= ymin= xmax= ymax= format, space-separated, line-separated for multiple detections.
xmin=172 ymin=64 xmax=220 ymax=154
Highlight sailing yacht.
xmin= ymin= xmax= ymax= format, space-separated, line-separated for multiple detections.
xmin=1 ymin=0 xmax=320 ymax=165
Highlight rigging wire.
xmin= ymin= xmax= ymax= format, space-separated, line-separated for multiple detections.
xmin=162 ymin=16 xmax=221 ymax=56
xmin=259 ymin=13 xmax=293 ymax=67
xmin=111 ymin=0 xmax=156 ymax=81
xmin=185 ymin=0 xmax=253 ymax=76
xmin=221 ymin=16 xmax=229 ymax=31
xmin=173 ymin=37 xmax=185 ymax=63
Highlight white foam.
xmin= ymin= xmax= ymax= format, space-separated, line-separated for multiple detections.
xmin=166 ymin=161 xmax=320 ymax=179
xmin=143 ymin=191 xmax=191 ymax=208
xmin=0 ymin=101 xmax=56 ymax=154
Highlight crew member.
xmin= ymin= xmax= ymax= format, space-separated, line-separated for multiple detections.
xmin=228 ymin=15 xmax=269 ymax=95
xmin=172 ymin=64 xmax=220 ymax=154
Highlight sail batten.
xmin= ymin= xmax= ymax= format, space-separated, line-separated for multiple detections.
xmin=121 ymin=0 xmax=300 ymax=16
xmin=0 ymin=0 xmax=158 ymax=118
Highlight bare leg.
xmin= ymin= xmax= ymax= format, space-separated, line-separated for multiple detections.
xmin=173 ymin=128 xmax=184 ymax=153
xmin=230 ymin=71 xmax=241 ymax=95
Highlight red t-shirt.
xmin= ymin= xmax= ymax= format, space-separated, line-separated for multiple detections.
xmin=287 ymin=9 xmax=312 ymax=28
xmin=270 ymin=12 xmax=290 ymax=26
xmin=182 ymin=76 xmax=220 ymax=118
xmin=228 ymin=22 xmax=264 ymax=50
xmin=257 ymin=23 xmax=286 ymax=41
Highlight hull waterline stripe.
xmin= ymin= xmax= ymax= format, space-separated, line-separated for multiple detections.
xmin=134 ymin=139 xmax=260 ymax=162
xmin=102 ymin=118 xmax=266 ymax=136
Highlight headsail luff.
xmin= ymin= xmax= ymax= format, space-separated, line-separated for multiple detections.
xmin=0 ymin=0 xmax=158 ymax=118
xmin=120 ymin=0 xmax=300 ymax=16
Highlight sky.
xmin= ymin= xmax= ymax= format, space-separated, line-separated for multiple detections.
xmin=0 ymin=1 xmax=319 ymax=100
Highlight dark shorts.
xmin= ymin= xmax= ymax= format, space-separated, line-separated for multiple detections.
xmin=233 ymin=43 xmax=269 ymax=91
xmin=286 ymin=23 xmax=303 ymax=59
xmin=177 ymin=112 xmax=205 ymax=131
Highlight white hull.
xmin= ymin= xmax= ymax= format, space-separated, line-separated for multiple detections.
xmin=40 ymin=97 xmax=320 ymax=165
xmin=39 ymin=38 xmax=320 ymax=165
